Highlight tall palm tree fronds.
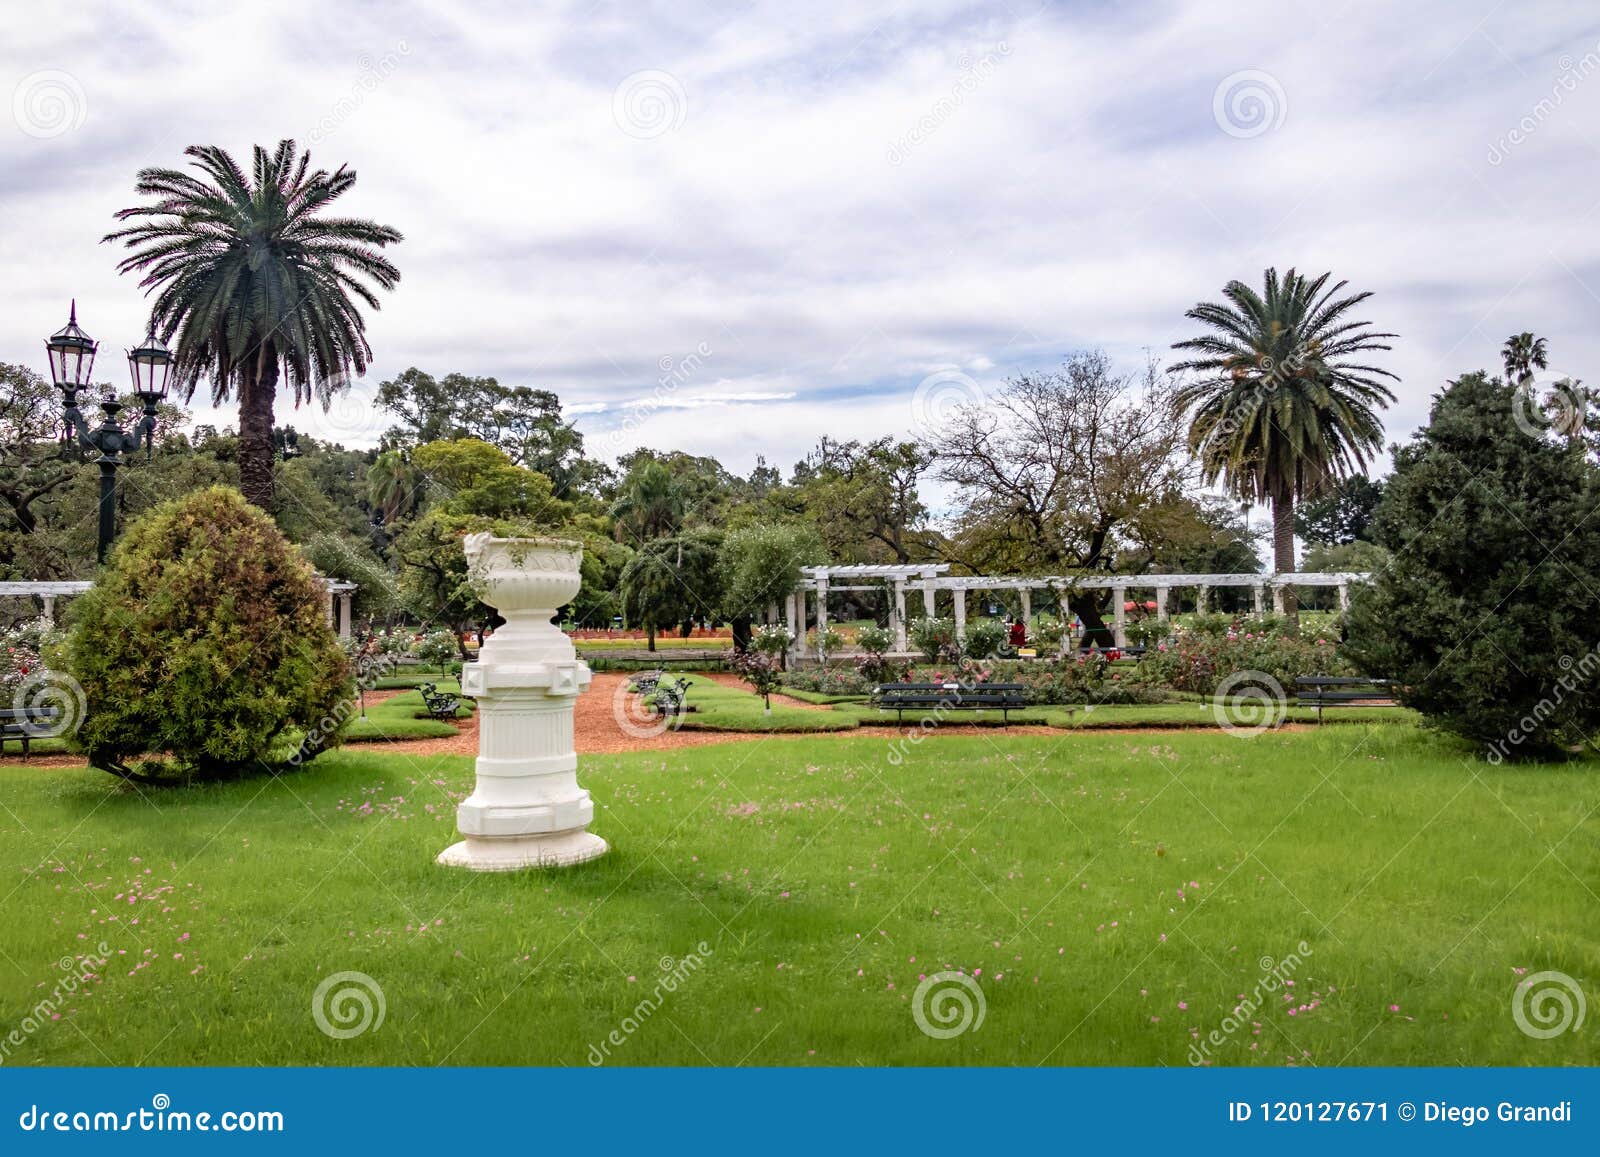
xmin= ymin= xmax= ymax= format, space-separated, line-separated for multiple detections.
xmin=104 ymin=140 xmax=402 ymax=509
xmin=1171 ymin=267 xmax=1397 ymax=629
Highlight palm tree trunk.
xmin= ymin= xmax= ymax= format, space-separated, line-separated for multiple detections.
xmin=238 ymin=345 xmax=278 ymax=510
xmin=1273 ymin=489 xmax=1298 ymax=634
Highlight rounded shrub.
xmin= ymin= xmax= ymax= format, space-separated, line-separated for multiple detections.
xmin=68 ymin=486 xmax=354 ymax=778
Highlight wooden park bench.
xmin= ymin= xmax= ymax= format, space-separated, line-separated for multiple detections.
xmin=418 ymin=682 xmax=462 ymax=721
xmin=870 ymin=681 xmax=1030 ymax=722
xmin=0 ymin=706 xmax=62 ymax=759
xmin=1294 ymin=676 xmax=1399 ymax=723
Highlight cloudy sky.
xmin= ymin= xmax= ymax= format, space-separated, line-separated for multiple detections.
xmin=4 ymin=0 xmax=1599 ymax=506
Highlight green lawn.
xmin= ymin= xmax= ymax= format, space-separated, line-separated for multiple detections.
xmin=2 ymin=723 xmax=1595 ymax=1067
xmin=344 ymin=683 xmax=473 ymax=742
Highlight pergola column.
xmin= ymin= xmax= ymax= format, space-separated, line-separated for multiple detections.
xmin=338 ymin=593 xmax=353 ymax=639
xmin=1196 ymin=583 xmax=1208 ymax=614
xmin=784 ymin=592 xmax=800 ymax=663
xmin=1058 ymin=592 xmax=1071 ymax=657
xmin=1272 ymin=582 xmax=1286 ymax=614
xmin=921 ymin=568 xmax=937 ymax=618
xmin=793 ymin=589 xmax=810 ymax=658
xmin=1156 ymin=586 xmax=1169 ymax=622
xmin=952 ymin=588 xmax=967 ymax=646
xmin=1253 ymin=584 xmax=1265 ymax=616
xmin=1113 ymin=584 xmax=1127 ymax=647
xmin=40 ymin=595 xmax=55 ymax=626
xmin=892 ymin=580 xmax=908 ymax=652
xmin=816 ymin=575 xmax=829 ymax=641
xmin=1019 ymin=588 xmax=1032 ymax=627
xmin=1338 ymin=582 xmax=1350 ymax=612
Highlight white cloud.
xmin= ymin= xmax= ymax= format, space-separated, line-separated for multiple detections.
xmin=4 ymin=0 xmax=1600 ymax=481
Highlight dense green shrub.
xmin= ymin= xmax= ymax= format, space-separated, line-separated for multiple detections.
xmin=908 ymin=616 xmax=955 ymax=663
xmin=67 ymin=486 xmax=354 ymax=779
xmin=782 ymin=665 xmax=873 ymax=696
xmin=1129 ymin=619 xmax=1344 ymax=696
xmin=413 ymin=628 xmax=461 ymax=671
xmin=854 ymin=624 xmax=895 ymax=655
xmin=962 ymin=618 xmax=1007 ymax=660
xmin=1345 ymin=373 xmax=1600 ymax=759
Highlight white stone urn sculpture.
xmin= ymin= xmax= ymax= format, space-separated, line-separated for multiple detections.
xmin=437 ymin=534 xmax=608 ymax=870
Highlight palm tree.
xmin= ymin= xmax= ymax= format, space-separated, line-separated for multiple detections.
xmin=608 ymin=458 xmax=687 ymax=543
xmin=104 ymin=140 xmax=402 ymax=510
xmin=367 ymin=450 xmax=419 ymax=528
xmin=1501 ymin=332 xmax=1548 ymax=387
xmin=1172 ymin=268 xmax=1397 ymax=630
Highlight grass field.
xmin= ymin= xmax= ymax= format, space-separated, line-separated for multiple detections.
xmin=2 ymin=723 xmax=1595 ymax=1067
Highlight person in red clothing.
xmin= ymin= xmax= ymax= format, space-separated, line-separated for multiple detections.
xmin=1008 ymin=618 xmax=1028 ymax=650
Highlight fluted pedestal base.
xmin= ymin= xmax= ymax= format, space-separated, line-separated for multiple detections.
xmin=436 ymin=830 xmax=609 ymax=872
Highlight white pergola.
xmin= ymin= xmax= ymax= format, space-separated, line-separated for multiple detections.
xmin=0 ymin=577 xmax=359 ymax=638
xmin=786 ymin=566 xmax=1370 ymax=657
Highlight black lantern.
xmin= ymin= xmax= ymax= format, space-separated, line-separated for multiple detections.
xmin=44 ymin=304 xmax=171 ymax=565
xmin=126 ymin=329 xmax=173 ymax=403
xmin=44 ymin=300 xmax=98 ymax=394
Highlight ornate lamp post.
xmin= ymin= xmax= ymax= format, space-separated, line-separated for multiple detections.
xmin=44 ymin=303 xmax=173 ymax=564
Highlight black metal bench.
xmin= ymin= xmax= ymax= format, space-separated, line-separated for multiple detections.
xmin=651 ymin=676 xmax=693 ymax=716
xmin=417 ymin=682 xmax=462 ymax=721
xmin=1294 ymin=676 xmax=1398 ymax=722
xmin=629 ymin=670 xmax=663 ymax=695
xmin=0 ymin=707 xmax=62 ymax=759
xmin=871 ymin=681 xmax=1030 ymax=722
